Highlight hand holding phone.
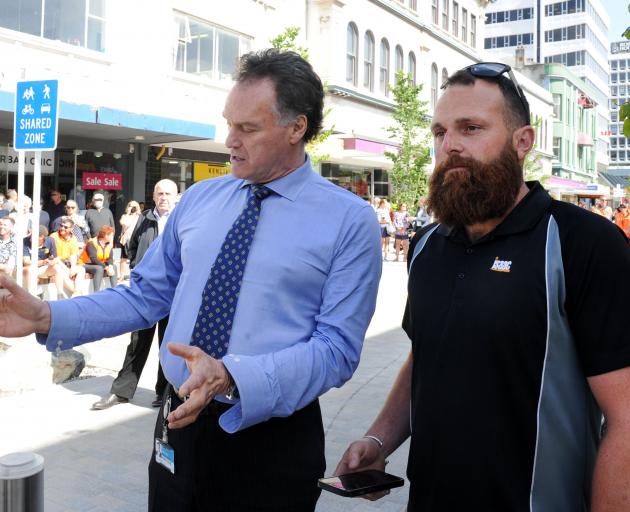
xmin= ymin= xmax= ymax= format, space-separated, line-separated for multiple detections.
xmin=318 ymin=469 xmax=404 ymax=498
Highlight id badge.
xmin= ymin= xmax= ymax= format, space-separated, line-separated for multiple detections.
xmin=155 ymin=438 xmax=175 ymax=474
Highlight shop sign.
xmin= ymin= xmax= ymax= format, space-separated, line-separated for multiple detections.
xmin=0 ymin=146 xmax=55 ymax=175
xmin=82 ymin=172 xmax=123 ymax=190
xmin=193 ymin=162 xmax=230 ymax=182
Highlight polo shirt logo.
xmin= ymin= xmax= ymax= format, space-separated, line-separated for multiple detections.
xmin=490 ymin=257 xmax=512 ymax=273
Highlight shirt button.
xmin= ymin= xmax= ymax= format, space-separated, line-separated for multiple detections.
xmin=457 ymin=273 xmax=465 ymax=279
xmin=465 ymin=248 xmax=473 ymax=255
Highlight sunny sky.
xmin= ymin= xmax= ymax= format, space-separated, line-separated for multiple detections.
xmin=601 ymin=0 xmax=630 ymax=43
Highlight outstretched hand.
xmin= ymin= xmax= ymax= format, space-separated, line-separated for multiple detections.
xmin=335 ymin=438 xmax=389 ymax=501
xmin=0 ymin=273 xmax=51 ymax=337
xmin=165 ymin=342 xmax=231 ymax=429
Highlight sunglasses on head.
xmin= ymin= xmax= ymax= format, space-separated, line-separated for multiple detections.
xmin=464 ymin=62 xmax=530 ymax=124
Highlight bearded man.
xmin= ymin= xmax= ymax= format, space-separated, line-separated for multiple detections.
xmin=336 ymin=63 xmax=630 ymax=511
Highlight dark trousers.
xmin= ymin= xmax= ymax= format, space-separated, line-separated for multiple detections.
xmin=148 ymin=392 xmax=325 ymax=512
xmin=83 ymin=263 xmax=118 ymax=291
xmin=110 ymin=316 xmax=168 ymax=400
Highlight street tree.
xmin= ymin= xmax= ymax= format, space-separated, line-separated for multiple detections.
xmin=384 ymin=70 xmax=432 ymax=207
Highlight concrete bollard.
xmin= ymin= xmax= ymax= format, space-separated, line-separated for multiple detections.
xmin=0 ymin=453 xmax=44 ymax=512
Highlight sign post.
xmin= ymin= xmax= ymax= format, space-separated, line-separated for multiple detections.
xmin=14 ymin=79 xmax=59 ymax=294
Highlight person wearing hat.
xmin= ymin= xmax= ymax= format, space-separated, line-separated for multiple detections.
xmin=84 ymin=192 xmax=115 ymax=238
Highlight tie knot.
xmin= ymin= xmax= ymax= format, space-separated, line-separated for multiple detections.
xmin=251 ymin=185 xmax=272 ymax=201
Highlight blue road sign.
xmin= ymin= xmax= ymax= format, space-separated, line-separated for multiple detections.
xmin=14 ymin=80 xmax=59 ymax=151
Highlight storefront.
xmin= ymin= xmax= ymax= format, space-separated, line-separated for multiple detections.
xmin=544 ymin=176 xmax=610 ymax=206
xmin=320 ymin=162 xmax=389 ymax=199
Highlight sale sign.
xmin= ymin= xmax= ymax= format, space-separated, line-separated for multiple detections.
xmin=82 ymin=172 xmax=123 ymax=190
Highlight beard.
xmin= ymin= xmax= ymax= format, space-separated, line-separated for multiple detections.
xmin=427 ymin=142 xmax=523 ymax=228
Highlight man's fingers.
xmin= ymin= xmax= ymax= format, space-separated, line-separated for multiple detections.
xmin=167 ymin=393 xmax=206 ymax=429
xmin=177 ymin=371 xmax=207 ymax=398
xmin=167 ymin=341 xmax=197 ymax=360
xmin=0 ymin=273 xmax=21 ymax=294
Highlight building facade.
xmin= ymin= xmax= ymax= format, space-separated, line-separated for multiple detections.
xmin=0 ymin=0 xmax=556 ymax=210
xmin=609 ymin=40 xmax=630 ymax=179
xmin=483 ymin=0 xmax=610 ymax=174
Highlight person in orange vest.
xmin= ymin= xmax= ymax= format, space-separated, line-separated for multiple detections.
xmin=615 ymin=203 xmax=630 ymax=241
xmin=79 ymin=225 xmax=118 ymax=291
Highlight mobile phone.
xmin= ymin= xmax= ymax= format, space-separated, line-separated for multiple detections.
xmin=318 ymin=469 xmax=404 ymax=498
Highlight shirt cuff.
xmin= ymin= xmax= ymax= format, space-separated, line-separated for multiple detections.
xmin=36 ymin=299 xmax=82 ymax=352
xmin=219 ymin=353 xmax=274 ymax=433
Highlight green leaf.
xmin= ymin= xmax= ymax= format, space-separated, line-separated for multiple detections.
xmin=624 ymin=117 xmax=630 ymax=138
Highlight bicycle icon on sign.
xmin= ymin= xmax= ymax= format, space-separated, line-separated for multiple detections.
xmin=21 ymin=104 xmax=34 ymax=115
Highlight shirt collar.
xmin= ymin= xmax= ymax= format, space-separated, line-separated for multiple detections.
xmin=437 ymin=181 xmax=552 ymax=245
xmin=154 ymin=207 xmax=170 ymax=219
xmin=238 ymin=155 xmax=313 ymax=202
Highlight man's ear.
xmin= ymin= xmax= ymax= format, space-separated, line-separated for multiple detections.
xmin=289 ymin=115 xmax=308 ymax=145
xmin=512 ymin=125 xmax=535 ymax=163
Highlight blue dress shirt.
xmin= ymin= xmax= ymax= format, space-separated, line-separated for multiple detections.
xmin=39 ymin=158 xmax=382 ymax=432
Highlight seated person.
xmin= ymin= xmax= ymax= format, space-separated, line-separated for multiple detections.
xmin=0 ymin=217 xmax=17 ymax=276
xmin=50 ymin=217 xmax=86 ymax=295
xmin=79 ymin=225 xmax=118 ymax=291
xmin=23 ymin=225 xmax=61 ymax=295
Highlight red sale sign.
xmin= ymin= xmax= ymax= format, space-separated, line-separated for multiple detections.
xmin=82 ymin=172 xmax=122 ymax=190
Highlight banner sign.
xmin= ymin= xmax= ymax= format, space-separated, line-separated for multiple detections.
xmin=0 ymin=146 xmax=56 ymax=174
xmin=193 ymin=162 xmax=230 ymax=182
xmin=82 ymin=172 xmax=123 ymax=190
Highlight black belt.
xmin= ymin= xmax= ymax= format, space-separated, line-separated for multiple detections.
xmin=167 ymin=385 xmax=233 ymax=418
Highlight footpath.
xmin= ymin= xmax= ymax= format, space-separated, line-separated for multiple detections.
xmin=0 ymin=261 xmax=411 ymax=512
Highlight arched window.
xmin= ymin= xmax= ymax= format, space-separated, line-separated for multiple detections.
xmin=379 ymin=38 xmax=390 ymax=96
xmin=346 ymin=23 xmax=358 ymax=86
xmin=431 ymin=63 xmax=438 ymax=109
xmin=441 ymin=67 xmax=448 ymax=88
xmin=363 ymin=31 xmax=375 ymax=91
xmin=408 ymin=52 xmax=416 ymax=85
xmin=395 ymin=45 xmax=404 ymax=77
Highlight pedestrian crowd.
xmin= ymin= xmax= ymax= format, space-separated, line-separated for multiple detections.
xmin=0 ymin=187 xmax=154 ymax=299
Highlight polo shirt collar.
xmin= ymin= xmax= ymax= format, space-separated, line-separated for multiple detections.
xmin=437 ymin=181 xmax=552 ymax=244
xmin=239 ymin=155 xmax=313 ymax=202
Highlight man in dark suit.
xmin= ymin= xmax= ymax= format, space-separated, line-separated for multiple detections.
xmin=91 ymin=179 xmax=178 ymax=410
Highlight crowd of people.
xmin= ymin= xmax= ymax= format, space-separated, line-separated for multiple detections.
xmin=0 ymin=187 xmax=158 ymax=299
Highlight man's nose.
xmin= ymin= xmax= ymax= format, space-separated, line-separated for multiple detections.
xmin=441 ymin=132 xmax=463 ymax=155
xmin=225 ymin=129 xmax=240 ymax=149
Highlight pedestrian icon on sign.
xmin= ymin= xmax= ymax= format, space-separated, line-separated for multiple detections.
xmin=43 ymin=84 xmax=50 ymax=99
xmin=22 ymin=87 xmax=35 ymax=101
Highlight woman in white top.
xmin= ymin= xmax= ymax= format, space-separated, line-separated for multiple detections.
xmin=118 ymin=200 xmax=141 ymax=279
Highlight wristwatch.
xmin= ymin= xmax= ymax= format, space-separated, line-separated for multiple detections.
xmin=225 ymin=376 xmax=239 ymax=401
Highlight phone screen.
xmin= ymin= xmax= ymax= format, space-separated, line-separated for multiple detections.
xmin=318 ymin=469 xmax=404 ymax=497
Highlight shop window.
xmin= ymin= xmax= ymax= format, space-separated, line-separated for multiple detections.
xmin=0 ymin=0 xmax=105 ymax=52
xmin=346 ymin=23 xmax=359 ymax=86
xmin=175 ymin=14 xmax=251 ymax=80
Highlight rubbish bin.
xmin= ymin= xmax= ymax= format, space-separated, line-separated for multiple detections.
xmin=0 ymin=452 xmax=44 ymax=512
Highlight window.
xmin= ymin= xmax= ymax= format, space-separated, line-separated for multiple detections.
xmin=431 ymin=63 xmax=438 ymax=109
xmin=0 ymin=0 xmax=106 ymax=52
xmin=380 ymin=39 xmax=390 ymax=96
xmin=553 ymin=137 xmax=561 ymax=160
xmin=442 ymin=67 xmax=448 ymax=88
xmin=395 ymin=45 xmax=404 ymax=76
xmin=409 ymin=0 xmax=417 ymax=10
xmin=553 ymin=93 xmax=562 ymax=119
xmin=175 ymin=15 xmax=251 ymax=80
xmin=470 ymin=15 xmax=476 ymax=48
xmin=442 ymin=0 xmax=449 ymax=30
xmin=408 ymin=52 xmax=416 ymax=85
xmin=363 ymin=31 xmax=375 ymax=91
xmin=432 ymin=0 xmax=439 ymax=24
xmin=452 ymin=2 xmax=459 ymax=36
xmin=462 ymin=8 xmax=468 ymax=42
xmin=346 ymin=23 xmax=359 ymax=86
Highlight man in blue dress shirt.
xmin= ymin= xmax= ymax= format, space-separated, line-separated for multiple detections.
xmin=0 ymin=49 xmax=382 ymax=511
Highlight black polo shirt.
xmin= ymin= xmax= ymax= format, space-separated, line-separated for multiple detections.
xmin=403 ymin=182 xmax=630 ymax=511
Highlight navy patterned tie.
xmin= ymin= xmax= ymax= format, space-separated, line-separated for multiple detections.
xmin=190 ymin=185 xmax=272 ymax=358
